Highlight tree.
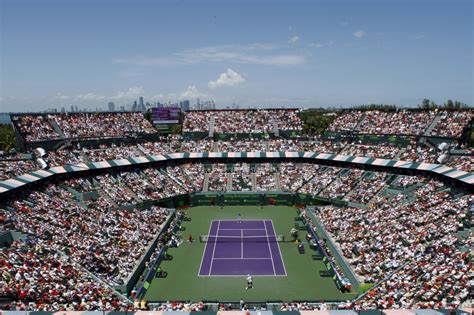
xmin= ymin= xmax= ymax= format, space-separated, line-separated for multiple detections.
xmin=445 ymin=99 xmax=454 ymax=109
xmin=420 ymin=99 xmax=431 ymax=109
xmin=0 ymin=124 xmax=16 ymax=152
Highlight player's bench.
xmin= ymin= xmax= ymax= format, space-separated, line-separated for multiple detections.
xmin=312 ymin=253 xmax=324 ymax=260
xmin=319 ymin=270 xmax=332 ymax=277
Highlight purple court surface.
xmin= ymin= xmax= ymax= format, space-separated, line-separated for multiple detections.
xmin=198 ymin=219 xmax=286 ymax=276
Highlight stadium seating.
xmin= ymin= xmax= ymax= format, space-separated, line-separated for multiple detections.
xmin=1 ymin=108 xmax=472 ymax=311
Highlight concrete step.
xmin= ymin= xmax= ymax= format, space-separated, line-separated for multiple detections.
xmin=49 ymin=117 xmax=66 ymax=139
xmin=423 ymin=114 xmax=443 ymax=136
xmin=203 ymin=173 xmax=209 ymax=192
xmin=251 ymin=173 xmax=257 ymax=191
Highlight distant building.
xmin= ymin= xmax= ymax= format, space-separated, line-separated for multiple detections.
xmin=180 ymin=100 xmax=190 ymax=111
xmin=138 ymin=96 xmax=145 ymax=111
xmin=132 ymin=101 xmax=138 ymax=111
xmin=108 ymin=102 xmax=115 ymax=112
xmin=120 ymin=106 xmax=125 ymax=111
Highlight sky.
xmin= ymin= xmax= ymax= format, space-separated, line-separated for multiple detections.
xmin=0 ymin=0 xmax=472 ymax=112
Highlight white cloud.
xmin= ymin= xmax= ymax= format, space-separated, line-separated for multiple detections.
xmin=208 ymin=69 xmax=245 ymax=89
xmin=309 ymin=41 xmax=334 ymax=48
xmin=411 ymin=32 xmax=426 ymax=40
xmin=179 ymin=86 xmax=207 ymax=100
xmin=150 ymin=93 xmax=165 ymax=100
xmin=54 ymin=92 xmax=70 ymax=100
xmin=113 ymin=44 xmax=306 ymax=67
xmin=288 ymin=36 xmax=300 ymax=44
xmin=74 ymin=93 xmax=106 ymax=101
xmin=111 ymin=86 xmax=145 ymax=100
xmin=353 ymin=30 xmax=366 ymax=38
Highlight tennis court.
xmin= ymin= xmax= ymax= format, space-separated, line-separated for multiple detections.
xmin=144 ymin=206 xmax=356 ymax=302
xmin=199 ymin=219 xmax=286 ymax=276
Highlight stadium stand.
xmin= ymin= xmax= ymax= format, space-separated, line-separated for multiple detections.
xmin=183 ymin=109 xmax=302 ymax=133
xmin=0 ymin=108 xmax=472 ymax=311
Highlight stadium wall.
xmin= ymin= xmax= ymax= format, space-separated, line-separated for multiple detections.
xmin=116 ymin=209 xmax=177 ymax=294
xmin=306 ymin=209 xmax=360 ymax=291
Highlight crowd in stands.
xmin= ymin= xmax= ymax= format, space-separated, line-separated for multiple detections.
xmin=314 ymin=180 xmax=470 ymax=298
xmin=280 ymin=302 xmax=328 ymax=311
xmin=255 ymin=164 xmax=278 ymax=191
xmin=2 ymin=133 xmax=473 ymax=183
xmin=152 ymin=301 xmax=206 ymax=311
xmin=280 ymin=163 xmax=321 ymax=192
xmin=430 ymin=110 xmax=473 ymax=138
xmin=1 ymin=108 xmax=472 ymax=312
xmin=1 ymin=237 xmax=132 ymax=311
xmin=121 ymin=168 xmax=187 ymax=201
xmin=0 ymin=158 xmax=37 ymax=181
xmin=165 ymin=164 xmax=205 ymax=192
xmin=326 ymin=110 xmax=365 ymax=132
xmin=0 ymin=157 xmax=471 ymax=310
xmin=319 ymin=169 xmax=364 ymax=199
xmin=327 ymin=109 xmax=472 ymax=137
xmin=217 ymin=140 xmax=267 ymax=152
xmin=344 ymin=172 xmax=391 ymax=204
xmin=298 ymin=167 xmax=341 ymax=196
xmin=358 ymin=111 xmax=436 ymax=135
xmin=207 ymin=164 xmax=228 ymax=191
xmin=64 ymin=177 xmax=95 ymax=193
xmin=447 ymin=155 xmax=472 ymax=172
xmin=182 ymin=111 xmax=212 ymax=132
xmin=338 ymin=143 xmax=403 ymax=159
xmin=3 ymin=184 xmax=173 ymax=286
xmin=390 ymin=175 xmax=421 ymax=189
xmin=55 ymin=113 xmax=156 ymax=139
xmin=183 ymin=109 xmax=302 ymax=133
xmin=13 ymin=113 xmax=157 ymax=143
xmin=231 ymin=163 xmax=253 ymax=191
xmin=12 ymin=115 xmax=60 ymax=142
xmin=352 ymin=234 xmax=470 ymax=309
xmin=84 ymin=144 xmax=144 ymax=162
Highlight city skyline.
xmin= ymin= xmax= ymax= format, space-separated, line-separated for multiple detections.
xmin=1 ymin=0 xmax=472 ymax=112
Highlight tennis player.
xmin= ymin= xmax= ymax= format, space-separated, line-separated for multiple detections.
xmin=245 ymin=274 xmax=253 ymax=290
xmin=237 ymin=212 xmax=242 ymax=223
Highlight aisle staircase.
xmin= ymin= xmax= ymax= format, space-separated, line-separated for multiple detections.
xmin=353 ymin=113 xmax=367 ymax=132
xmin=202 ymin=173 xmax=209 ymax=192
xmin=209 ymin=115 xmax=216 ymax=137
xmin=272 ymin=120 xmax=279 ymax=137
xmin=274 ymin=172 xmax=281 ymax=190
xmin=226 ymin=174 xmax=233 ymax=191
xmin=49 ymin=117 xmax=66 ymax=139
xmin=423 ymin=114 xmax=443 ymax=137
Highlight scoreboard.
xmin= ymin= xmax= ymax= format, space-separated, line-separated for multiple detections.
xmin=152 ymin=107 xmax=180 ymax=124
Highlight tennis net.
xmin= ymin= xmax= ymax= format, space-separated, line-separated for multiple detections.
xmin=199 ymin=235 xmax=285 ymax=243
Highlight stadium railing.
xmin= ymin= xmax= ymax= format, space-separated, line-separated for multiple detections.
xmin=306 ymin=208 xmax=360 ymax=292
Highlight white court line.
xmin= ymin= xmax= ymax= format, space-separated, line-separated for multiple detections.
xmin=198 ymin=273 xmax=287 ymax=278
xmin=208 ymin=220 xmax=221 ymax=276
xmin=212 ymin=257 xmax=272 ymax=260
xmin=264 ymin=220 xmax=277 ymax=276
xmin=198 ymin=219 xmax=215 ymax=276
xmin=218 ymin=228 xmax=266 ymax=231
xmin=269 ymin=219 xmax=288 ymax=276
xmin=241 ymin=229 xmax=243 ymax=259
